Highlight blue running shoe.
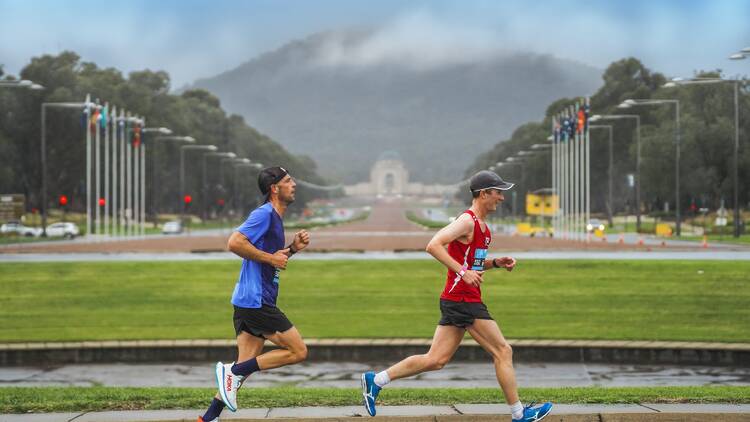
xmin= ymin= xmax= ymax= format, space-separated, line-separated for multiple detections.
xmin=512 ymin=402 xmax=552 ymax=422
xmin=360 ymin=371 xmax=381 ymax=416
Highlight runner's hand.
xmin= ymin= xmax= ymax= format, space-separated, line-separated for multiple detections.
xmin=292 ymin=230 xmax=310 ymax=252
xmin=270 ymin=249 xmax=290 ymax=269
xmin=461 ymin=270 xmax=483 ymax=287
xmin=495 ymin=257 xmax=516 ymax=272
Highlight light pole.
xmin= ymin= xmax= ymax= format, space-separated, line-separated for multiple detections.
xmin=590 ymin=114 xmax=642 ymax=232
xmin=589 ymin=125 xmax=615 ymax=227
xmin=180 ymin=144 xmax=217 ymax=221
xmin=500 ymin=158 xmax=526 ymax=219
xmin=0 ymin=79 xmax=45 ymax=90
xmin=202 ymin=152 xmax=236 ymax=220
xmin=40 ymin=97 xmax=95 ymax=236
xmin=152 ymin=135 xmax=195 ymax=219
xmin=619 ymin=98 xmax=682 ymax=235
xmin=140 ymin=126 xmax=172 ymax=234
xmin=232 ymin=158 xmax=253 ymax=215
xmin=665 ymin=77 xmax=742 ymax=237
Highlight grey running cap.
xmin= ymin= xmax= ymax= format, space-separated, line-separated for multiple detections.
xmin=469 ymin=170 xmax=514 ymax=192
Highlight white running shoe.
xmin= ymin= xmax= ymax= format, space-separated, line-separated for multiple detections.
xmin=215 ymin=361 xmax=243 ymax=412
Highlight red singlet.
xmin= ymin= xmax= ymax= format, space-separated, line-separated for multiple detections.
xmin=440 ymin=210 xmax=491 ymax=303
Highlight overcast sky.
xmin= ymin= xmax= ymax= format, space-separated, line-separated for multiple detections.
xmin=1 ymin=0 xmax=748 ymax=89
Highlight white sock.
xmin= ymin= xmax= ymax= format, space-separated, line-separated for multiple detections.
xmin=373 ymin=371 xmax=391 ymax=387
xmin=510 ymin=401 xmax=524 ymax=420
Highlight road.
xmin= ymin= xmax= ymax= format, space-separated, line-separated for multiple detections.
xmin=1 ymin=361 xmax=747 ymax=388
xmin=3 ymin=198 xmax=739 ymax=254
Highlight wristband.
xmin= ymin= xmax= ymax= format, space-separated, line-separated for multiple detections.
xmin=287 ymin=243 xmax=297 ymax=256
xmin=492 ymin=258 xmax=499 ymax=269
xmin=458 ymin=264 xmax=468 ymax=278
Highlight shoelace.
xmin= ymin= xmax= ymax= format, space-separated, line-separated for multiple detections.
xmin=524 ymin=402 xmax=537 ymax=412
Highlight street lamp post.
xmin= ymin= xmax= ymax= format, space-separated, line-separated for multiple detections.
xmin=498 ymin=159 xmax=526 ymax=219
xmin=590 ymin=125 xmax=614 ymax=227
xmin=665 ymin=77 xmax=742 ymax=237
xmin=140 ymin=126 xmax=173 ymax=234
xmin=590 ymin=114 xmax=642 ymax=232
xmin=180 ymin=144 xmax=217 ymax=221
xmin=201 ymin=152 xmax=236 ymax=220
xmin=40 ymin=97 xmax=95 ymax=236
xmin=619 ymin=98 xmax=682 ymax=235
xmin=232 ymin=158 xmax=253 ymax=215
xmin=151 ymin=136 xmax=195 ymax=219
xmin=0 ymin=79 xmax=45 ymax=90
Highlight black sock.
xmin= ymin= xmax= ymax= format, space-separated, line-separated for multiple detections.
xmin=202 ymin=398 xmax=225 ymax=421
xmin=231 ymin=357 xmax=260 ymax=377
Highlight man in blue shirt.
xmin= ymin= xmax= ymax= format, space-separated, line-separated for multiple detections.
xmin=198 ymin=166 xmax=310 ymax=422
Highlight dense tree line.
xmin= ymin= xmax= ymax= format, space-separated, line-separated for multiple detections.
xmin=465 ymin=58 xmax=749 ymax=223
xmin=0 ymin=52 xmax=329 ymax=220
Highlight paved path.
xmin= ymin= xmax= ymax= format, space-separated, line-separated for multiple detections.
xmin=5 ymin=199 xmax=740 ymax=254
xmin=2 ymin=361 xmax=747 ymax=388
xmin=2 ymin=404 xmax=749 ymax=421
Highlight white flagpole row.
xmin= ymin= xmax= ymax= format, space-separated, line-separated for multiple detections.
xmin=552 ymin=98 xmax=591 ymax=243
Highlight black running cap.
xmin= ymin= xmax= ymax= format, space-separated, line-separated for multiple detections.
xmin=258 ymin=166 xmax=289 ymax=197
xmin=469 ymin=170 xmax=514 ymax=192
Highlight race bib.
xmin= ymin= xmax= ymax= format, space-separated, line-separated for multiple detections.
xmin=472 ymin=248 xmax=488 ymax=270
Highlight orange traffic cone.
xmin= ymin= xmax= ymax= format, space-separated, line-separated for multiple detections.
xmin=702 ymin=235 xmax=708 ymax=249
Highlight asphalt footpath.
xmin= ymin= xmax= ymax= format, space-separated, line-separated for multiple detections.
xmin=2 ymin=404 xmax=750 ymax=421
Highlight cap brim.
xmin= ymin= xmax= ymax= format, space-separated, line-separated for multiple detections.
xmin=496 ymin=182 xmax=514 ymax=191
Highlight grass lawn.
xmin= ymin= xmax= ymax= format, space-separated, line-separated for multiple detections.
xmin=0 ymin=260 xmax=748 ymax=343
xmin=1 ymin=386 xmax=748 ymax=413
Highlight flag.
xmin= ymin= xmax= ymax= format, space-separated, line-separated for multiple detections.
xmin=584 ymin=98 xmax=591 ymax=131
xmin=553 ymin=116 xmax=561 ymax=143
xmin=561 ymin=114 xmax=571 ymax=141
xmin=132 ymin=124 xmax=141 ymax=148
xmin=90 ymin=107 xmax=100 ymax=134
xmin=577 ymin=105 xmax=585 ymax=134
xmin=100 ymin=105 xmax=108 ymax=129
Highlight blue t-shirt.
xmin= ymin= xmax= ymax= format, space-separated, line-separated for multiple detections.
xmin=231 ymin=202 xmax=285 ymax=308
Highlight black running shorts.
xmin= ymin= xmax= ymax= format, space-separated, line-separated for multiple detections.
xmin=438 ymin=299 xmax=493 ymax=327
xmin=233 ymin=305 xmax=294 ymax=338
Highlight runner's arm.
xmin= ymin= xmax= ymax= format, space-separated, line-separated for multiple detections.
xmin=425 ymin=214 xmax=474 ymax=273
xmin=483 ymin=256 xmax=516 ymax=271
xmin=227 ymin=231 xmax=288 ymax=268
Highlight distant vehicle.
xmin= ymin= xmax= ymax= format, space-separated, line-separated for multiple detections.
xmin=162 ymin=221 xmax=183 ymax=234
xmin=45 ymin=222 xmax=80 ymax=239
xmin=586 ymin=219 xmax=606 ymax=237
xmin=1 ymin=221 xmax=42 ymax=237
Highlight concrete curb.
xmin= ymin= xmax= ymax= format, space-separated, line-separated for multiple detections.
xmin=1 ymin=339 xmax=748 ymax=367
xmin=2 ymin=404 xmax=749 ymax=421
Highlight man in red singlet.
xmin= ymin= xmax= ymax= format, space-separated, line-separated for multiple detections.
xmin=361 ymin=170 xmax=552 ymax=422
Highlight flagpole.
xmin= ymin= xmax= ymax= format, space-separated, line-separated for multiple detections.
xmin=111 ymin=106 xmax=118 ymax=237
xmin=134 ymin=118 xmax=140 ymax=238
xmin=119 ymin=110 xmax=126 ymax=237
xmin=550 ymin=116 xmax=557 ymax=239
xmin=85 ymin=95 xmax=92 ymax=238
xmin=585 ymin=97 xmax=591 ymax=242
xmin=126 ymin=112 xmax=132 ymax=237
xmin=103 ymin=103 xmax=109 ymax=238
xmin=564 ymin=110 xmax=570 ymax=240
xmin=95 ymin=103 xmax=102 ymax=239
xmin=140 ymin=117 xmax=146 ymax=238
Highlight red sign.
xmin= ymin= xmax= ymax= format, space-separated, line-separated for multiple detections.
xmin=59 ymin=195 xmax=68 ymax=206
xmin=98 ymin=198 xmax=106 ymax=207
xmin=217 ymin=199 xmax=225 ymax=206
xmin=184 ymin=195 xmax=192 ymax=205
